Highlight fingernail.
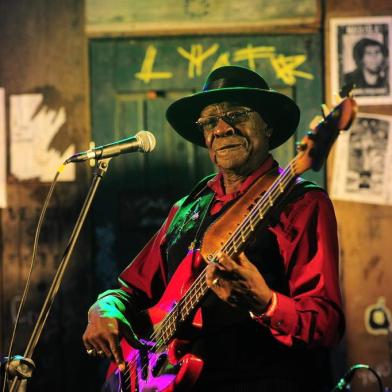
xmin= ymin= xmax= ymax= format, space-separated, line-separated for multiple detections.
xmin=118 ymin=362 xmax=125 ymax=372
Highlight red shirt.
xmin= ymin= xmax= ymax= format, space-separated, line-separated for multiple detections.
xmin=118 ymin=155 xmax=344 ymax=348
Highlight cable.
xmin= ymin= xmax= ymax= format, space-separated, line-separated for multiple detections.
xmin=331 ymin=363 xmax=384 ymax=391
xmin=1 ymin=163 xmax=67 ymax=392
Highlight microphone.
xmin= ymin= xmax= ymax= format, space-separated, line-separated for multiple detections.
xmin=65 ymin=131 xmax=156 ymax=164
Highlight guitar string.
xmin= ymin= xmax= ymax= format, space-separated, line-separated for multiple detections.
xmin=120 ymin=163 xmax=297 ymax=388
xmin=120 ymin=101 xmax=354 ymax=385
xmin=222 ymin=162 xmax=296 ymax=256
xmin=143 ymin=162 xmax=296 ymax=348
xmin=147 ymin=159 xmax=297 ymax=344
xmin=120 ymin=160 xmax=298 ymax=387
xmin=120 ymin=158 xmax=298 ymax=386
xmin=124 ymin=97 xmax=349 ymax=374
xmin=151 ymin=161 xmax=297 ymax=342
xmin=147 ymin=120 xmax=346 ymax=344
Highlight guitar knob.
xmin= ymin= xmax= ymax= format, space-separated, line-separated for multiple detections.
xmin=296 ymin=142 xmax=307 ymax=151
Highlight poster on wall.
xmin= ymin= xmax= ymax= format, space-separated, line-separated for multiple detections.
xmin=331 ymin=113 xmax=392 ymax=205
xmin=0 ymin=88 xmax=6 ymax=207
xmin=10 ymin=94 xmax=75 ymax=182
xmin=330 ymin=16 xmax=392 ymax=105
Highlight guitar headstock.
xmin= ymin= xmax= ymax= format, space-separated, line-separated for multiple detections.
xmin=293 ymin=94 xmax=358 ymax=175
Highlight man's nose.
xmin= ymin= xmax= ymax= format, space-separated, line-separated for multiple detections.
xmin=213 ymin=118 xmax=235 ymax=137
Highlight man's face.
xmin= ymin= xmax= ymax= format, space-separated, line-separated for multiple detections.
xmin=198 ymin=102 xmax=270 ymax=174
xmin=362 ymin=45 xmax=384 ymax=73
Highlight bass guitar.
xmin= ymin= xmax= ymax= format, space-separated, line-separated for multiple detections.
xmin=105 ymin=95 xmax=357 ymax=392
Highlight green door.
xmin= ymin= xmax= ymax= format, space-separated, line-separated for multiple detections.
xmin=89 ymin=34 xmax=322 ymax=287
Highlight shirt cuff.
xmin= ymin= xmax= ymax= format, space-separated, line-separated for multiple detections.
xmin=249 ymin=292 xmax=298 ymax=335
xmin=249 ymin=291 xmax=278 ymax=322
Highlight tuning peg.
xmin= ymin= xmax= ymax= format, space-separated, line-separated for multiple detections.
xmin=332 ymin=93 xmax=343 ymax=106
xmin=321 ymin=104 xmax=330 ymax=119
xmin=309 ymin=115 xmax=323 ymax=130
xmin=296 ymin=141 xmax=307 ymax=151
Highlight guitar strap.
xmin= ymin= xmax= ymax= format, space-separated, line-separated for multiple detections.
xmin=164 ymin=168 xmax=324 ymax=280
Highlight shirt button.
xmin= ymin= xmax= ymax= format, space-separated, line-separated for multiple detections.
xmin=275 ymin=321 xmax=283 ymax=327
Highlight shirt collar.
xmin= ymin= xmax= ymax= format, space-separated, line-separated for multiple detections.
xmin=207 ymin=154 xmax=276 ymax=202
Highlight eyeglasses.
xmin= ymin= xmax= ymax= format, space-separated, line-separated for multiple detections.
xmin=195 ymin=109 xmax=255 ymax=132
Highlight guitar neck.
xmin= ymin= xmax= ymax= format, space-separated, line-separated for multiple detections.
xmin=154 ymin=158 xmax=298 ymax=345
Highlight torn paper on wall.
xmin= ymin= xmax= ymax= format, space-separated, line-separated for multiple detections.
xmin=10 ymin=94 xmax=75 ymax=181
xmin=331 ymin=113 xmax=392 ymax=205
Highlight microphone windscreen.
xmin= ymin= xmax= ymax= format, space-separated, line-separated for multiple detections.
xmin=136 ymin=131 xmax=156 ymax=153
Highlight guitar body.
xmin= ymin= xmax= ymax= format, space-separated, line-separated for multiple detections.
xmin=105 ymin=252 xmax=204 ymax=392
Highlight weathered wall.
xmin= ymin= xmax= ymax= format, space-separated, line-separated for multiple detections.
xmin=0 ymin=0 xmax=98 ymax=390
xmin=325 ymin=1 xmax=392 ymax=390
xmin=1 ymin=0 xmax=392 ymax=391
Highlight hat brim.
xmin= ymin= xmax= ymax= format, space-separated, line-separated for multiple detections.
xmin=166 ymin=87 xmax=300 ymax=150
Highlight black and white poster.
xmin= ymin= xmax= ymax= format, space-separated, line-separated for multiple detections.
xmin=331 ymin=114 xmax=392 ymax=205
xmin=331 ymin=16 xmax=392 ymax=105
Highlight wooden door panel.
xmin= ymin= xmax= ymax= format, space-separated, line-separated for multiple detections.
xmin=90 ymin=33 xmax=322 ymax=277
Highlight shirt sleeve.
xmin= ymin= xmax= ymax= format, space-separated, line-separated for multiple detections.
xmin=115 ymin=199 xmax=183 ymax=309
xmin=260 ymin=190 xmax=344 ymax=348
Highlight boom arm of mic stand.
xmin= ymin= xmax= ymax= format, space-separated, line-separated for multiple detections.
xmin=8 ymin=158 xmax=112 ymax=392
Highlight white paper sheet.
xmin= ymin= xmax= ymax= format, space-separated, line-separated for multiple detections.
xmin=10 ymin=94 xmax=75 ymax=181
xmin=330 ymin=16 xmax=392 ymax=105
xmin=331 ymin=113 xmax=392 ymax=205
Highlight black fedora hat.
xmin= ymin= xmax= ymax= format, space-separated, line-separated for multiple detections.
xmin=166 ymin=65 xmax=300 ymax=150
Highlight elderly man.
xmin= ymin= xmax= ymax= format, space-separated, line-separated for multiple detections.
xmin=83 ymin=66 xmax=344 ymax=392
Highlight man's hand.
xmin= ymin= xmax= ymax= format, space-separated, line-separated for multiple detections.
xmin=82 ymin=297 xmax=143 ymax=370
xmin=205 ymin=252 xmax=273 ymax=313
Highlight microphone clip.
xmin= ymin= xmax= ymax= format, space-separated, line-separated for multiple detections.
xmin=1 ymin=355 xmax=35 ymax=381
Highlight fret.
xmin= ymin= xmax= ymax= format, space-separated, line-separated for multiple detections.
xmin=182 ymin=305 xmax=190 ymax=320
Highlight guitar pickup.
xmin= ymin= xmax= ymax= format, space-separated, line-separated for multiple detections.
xmin=151 ymin=353 xmax=168 ymax=377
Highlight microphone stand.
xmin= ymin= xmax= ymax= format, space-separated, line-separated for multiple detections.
xmin=6 ymin=158 xmax=112 ymax=392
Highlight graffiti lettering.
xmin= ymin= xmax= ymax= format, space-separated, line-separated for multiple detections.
xmin=135 ymin=45 xmax=173 ymax=83
xmin=270 ymin=54 xmax=313 ymax=86
xmin=233 ymin=44 xmax=275 ymax=70
xmin=135 ymin=43 xmax=314 ymax=86
xmin=177 ymin=44 xmax=219 ymax=78
xmin=212 ymin=52 xmax=230 ymax=69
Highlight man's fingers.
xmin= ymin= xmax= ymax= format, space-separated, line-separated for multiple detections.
xmin=205 ymin=263 xmax=220 ymax=287
xmin=86 ymin=337 xmax=106 ymax=357
xmin=108 ymin=337 xmax=125 ymax=367
xmin=216 ymin=252 xmax=242 ymax=278
xmin=94 ymin=337 xmax=114 ymax=359
xmin=237 ymin=252 xmax=251 ymax=266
